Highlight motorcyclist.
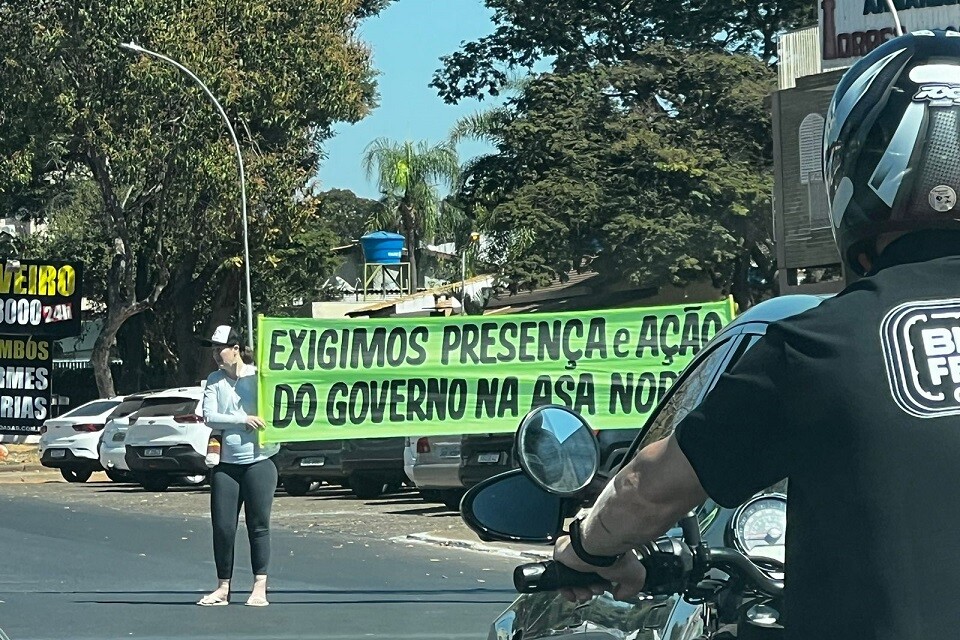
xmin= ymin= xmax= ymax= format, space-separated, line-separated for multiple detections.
xmin=553 ymin=30 xmax=960 ymax=639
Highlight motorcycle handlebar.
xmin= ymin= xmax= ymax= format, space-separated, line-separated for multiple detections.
xmin=513 ymin=561 xmax=606 ymax=593
xmin=706 ymin=547 xmax=783 ymax=598
xmin=513 ymin=546 xmax=784 ymax=598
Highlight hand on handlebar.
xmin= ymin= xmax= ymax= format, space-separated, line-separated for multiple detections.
xmin=553 ymin=535 xmax=648 ymax=603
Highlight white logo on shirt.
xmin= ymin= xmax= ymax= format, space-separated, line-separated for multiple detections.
xmin=881 ymin=298 xmax=960 ymax=418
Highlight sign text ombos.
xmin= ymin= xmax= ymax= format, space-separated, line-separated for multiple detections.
xmin=0 ymin=336 xmax=53 ymax=435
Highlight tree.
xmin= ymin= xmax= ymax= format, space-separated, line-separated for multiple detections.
xmin=0 ymin=0 xmax=381 ymax=395
xmin=454 ymin=46 xmax=776 ymax=307
xmin=354 ymin=0 xmax=398 ymax=18
xmin=432 ymin=0 xmax=815 ymax=103
xmin=361 ymin=139 xmax=460 ymax=289
xmin=314 ymin=188 xmax=386 ymax=245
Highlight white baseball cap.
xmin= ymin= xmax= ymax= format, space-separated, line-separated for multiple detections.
xmin=199 ymin=325 xmax=242 ymax=347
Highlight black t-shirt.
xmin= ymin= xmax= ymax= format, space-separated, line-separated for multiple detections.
xmin=675 ymin=231 xmax=960 ymax=640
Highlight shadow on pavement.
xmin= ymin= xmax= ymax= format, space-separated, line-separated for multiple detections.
xmin=93 ymin=487 xmax=208 ymax=495
xmin=311 ymin=490 xmax=414 ymax=503
xmin=384 ymin=505 xmax=457 ymax=517
xmin=366 ymin=498 xmax=431 ymax=506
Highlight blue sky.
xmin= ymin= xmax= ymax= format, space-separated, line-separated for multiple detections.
xmin=318 ymin=0 xmax=500 ymax=199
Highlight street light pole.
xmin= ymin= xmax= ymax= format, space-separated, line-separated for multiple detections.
xmin=120 ymin=42 xmax=255 ymax=349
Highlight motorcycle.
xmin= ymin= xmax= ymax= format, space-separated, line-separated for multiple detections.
xmin=460 ymin=405 xmax=788 ymax=640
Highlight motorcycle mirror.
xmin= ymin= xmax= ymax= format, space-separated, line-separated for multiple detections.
xmin=461 ymin=470 xmax=566 ymax=543
xmin=515 ymin=405 xmax=600 ymax=496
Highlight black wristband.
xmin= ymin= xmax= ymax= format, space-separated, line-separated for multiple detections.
xmin=568 ymin=518 xmax=622 ymax=568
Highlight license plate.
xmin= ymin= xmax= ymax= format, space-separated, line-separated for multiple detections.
xmin=299 ymin=457 xmax=325 ymax=467
xmin=477 ymin=453 xmax=501 ymax=464
xmin=144 ymin=448 xmax=163 ymax=458
xmin=439 ymin=447 xmax=461 ymax=458
xmin=112 ymin=432 xmax=126 ymax=442
xmin=50 ymin=449 xmax=66 ymax=459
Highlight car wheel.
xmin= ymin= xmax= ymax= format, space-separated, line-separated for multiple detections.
xmin=348 ymin=474 xmax=385 ymax=500
xmin=441 ymin=489 xmax=465 ymax=511
xmin=281 ymin=477 xmax=313 ymax=496
xmin=105 ymin=469 xmax=132 ymax=483
xmin=60 ymin=467 xmax=93 ymax=483
xmin=383 ymin=481 xmax=404 ymax=495
xmin=140 ymin=474 xmax=171 ymax=492
xmin=419 ymin=489 xmax=442 ymax=503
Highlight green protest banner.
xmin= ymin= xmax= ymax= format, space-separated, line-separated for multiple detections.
xmin=256 ymin=298 xmax=736 ymax=443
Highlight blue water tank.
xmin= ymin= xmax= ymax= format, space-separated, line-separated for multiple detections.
xmin=360 ymin=231 xmax=405 ymax=264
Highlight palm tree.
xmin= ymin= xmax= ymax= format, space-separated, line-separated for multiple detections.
xmin=361 ymin=138 xmax=460 ymax=291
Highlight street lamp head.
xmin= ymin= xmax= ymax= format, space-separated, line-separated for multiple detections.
xmin=120 ymin=42 xmax=145 ymax=54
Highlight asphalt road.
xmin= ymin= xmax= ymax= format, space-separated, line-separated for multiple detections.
xmin=0 ymin=486 xmax=518 ymax=640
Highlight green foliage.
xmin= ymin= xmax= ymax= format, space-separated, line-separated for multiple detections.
xmin=314 ymin=188 xmax=386 ymax=244
xmin=456 ymin=46 xmax=775 ymax=302
xmin=438 ymin=0 xmax=792 ymax=307
xmin=0 ymin=0 xmax=382 ymax=392
xmin=432 ymin=0 xmax=815 ymax=103
xmin=20 ymin=179 xmax=111 ymax=303
xmin=354 ymin=0 xmax=398 ymax=19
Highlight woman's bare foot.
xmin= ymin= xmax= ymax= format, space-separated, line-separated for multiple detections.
xmin=197 ymin=579 xmax=231 ymax=606
xmin=245 ymin=574 xmax=269 ymax=607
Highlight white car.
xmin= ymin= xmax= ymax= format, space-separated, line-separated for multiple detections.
xmin=406 ymin=435 xmax=465 ymax=510
xmin=123 ymin=386 xmax=209 ymax=492
xmin=98 ymin=392 xmax=157 ymax=483
xmin=39 ymin=397 xmax=125 ymax=483
xmin=403 ymin=437 xmax=416 ymax=485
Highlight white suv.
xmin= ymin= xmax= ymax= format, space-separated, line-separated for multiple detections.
xmin=98 ymin=392 xmax=157 ymax=483
xmin=124 ymin=387 xmax=209 ymax=492
xmin=39 ymin=397 xmax=125 ymax=483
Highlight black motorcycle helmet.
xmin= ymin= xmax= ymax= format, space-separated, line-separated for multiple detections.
xmin=824 ymin=30 xmax=960 ymax=275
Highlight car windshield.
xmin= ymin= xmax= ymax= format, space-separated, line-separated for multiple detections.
xmin=107 ymin=398 xmax=147 ymax=419
xmin=631 ymin=338 xmax=743 ymax=453
xmin=59 ymin=400 xmax=120 ymax=419
xmin=135 ymin=397 xmax=200 ymax=417
xmin=620 ymin=335 xmax=764 ymax=528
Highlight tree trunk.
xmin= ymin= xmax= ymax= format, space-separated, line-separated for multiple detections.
xmin=115 ymin=253 xmax=154 ymax=393
xmin=86 ymin=148 xmax=168 ymax=397
xmin=399 ymin=203 xmax=418 ymax=293
xmin=90 ymin=310 xmax=128 ymax=398
xmin=116 ymin=314 xmax=146 ymax=394
xmin=169 ymin=267 xmax=239 ymax=386
xmin=729 ymin=253 xmax=754 ymax=312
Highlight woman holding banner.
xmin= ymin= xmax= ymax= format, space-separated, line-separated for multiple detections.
xmin=197 ymin=325 xmax=280 ymax=608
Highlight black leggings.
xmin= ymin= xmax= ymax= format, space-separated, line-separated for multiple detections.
xmin=210 ymin=458 xmax=278 ymax=580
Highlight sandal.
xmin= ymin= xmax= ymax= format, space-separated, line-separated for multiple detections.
xmin=245 ymin=595 xmax=269 ymax=607
xmin=197 ymin=593 xmax=230 ymax=607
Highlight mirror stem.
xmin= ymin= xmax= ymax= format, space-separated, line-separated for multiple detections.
xmin=680 ymin=512 xmax=701 ymax=548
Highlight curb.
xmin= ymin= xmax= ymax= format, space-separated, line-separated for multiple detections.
xmin=0 ymin=463 xmax=48 ymax=474
xmin=396 ymin=532 xmax=553 ymax=561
